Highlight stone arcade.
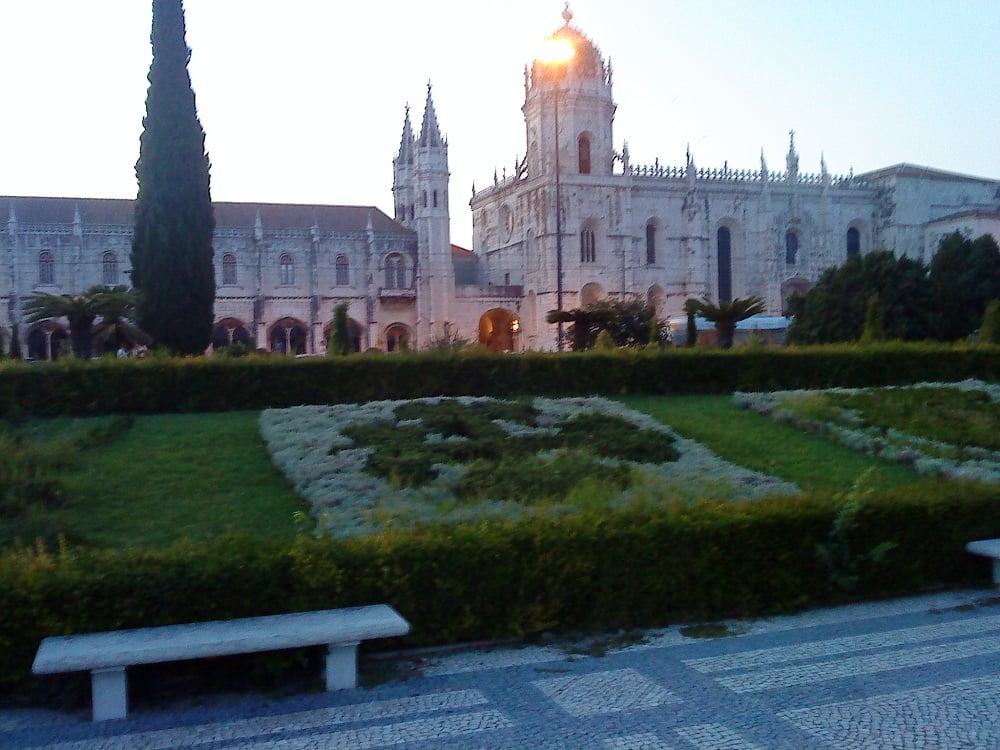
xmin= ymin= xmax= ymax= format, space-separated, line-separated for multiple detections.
xmin=3 ymin=10 xmax=999 ymax=357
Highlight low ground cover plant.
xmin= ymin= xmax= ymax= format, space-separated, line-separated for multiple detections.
xmin=260 ymin=396 xmax=798 ymax=537
xmin=735 ymin=380 xmax=1000 ymax=483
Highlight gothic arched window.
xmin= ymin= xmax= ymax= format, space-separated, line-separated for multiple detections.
xmin=718 ymin=227 xmax=732 ymax=303
xmin=578 ymin=134 xmax=592 ymax=175
xmin=221 ymin=253 xmax=237 ymax=285
xmin=335 ymin=254 xmax=350 ymax=286
xmin=785 ymin=231 xmax=799 ymax=265
xmin=846 ymin=227 xmax=861 ymax=259
xmin=38 ymin=251 xmax=54 ymax=285
xmin=102 ymin=252 xmax=118 ymax=286
xmin=580 ymin=228 xmax=596 ymax=263
xmin=646 ymin=223 xmax=656 ymax=265
xmin=384 ymin=253 xmax=406 ymax=289
xmin=279 ymin=253 xmax=295 ymax=285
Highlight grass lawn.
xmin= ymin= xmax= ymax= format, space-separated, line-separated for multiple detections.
xmin=2 ymin=393 xmax=937 ymax=552
xmin=620 ymin=395 xmax=919 ymax=494
xmin=5 ymin=411 xmax=308 ymax=550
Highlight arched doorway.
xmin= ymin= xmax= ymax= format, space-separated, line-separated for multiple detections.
xmin=26 ymin=322 xmax=68 ymax=361
xmin=322 ymin=317 xmax=364 ymax=353
xmin=479 ymin=308 xmax=519 ymax=352
xmin=269 ymin=317 xmax=308 ymax=355
xmin=211 ymin=318 xmax=251 ymax=352
xmin=385 ymin=323 xmax=412 ymax=352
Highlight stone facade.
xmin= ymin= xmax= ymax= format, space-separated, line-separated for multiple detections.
xmin=3 ymin=12 xmax=999 ymax=357
xmin=468 ymin=13 xmax=1000 ymax=350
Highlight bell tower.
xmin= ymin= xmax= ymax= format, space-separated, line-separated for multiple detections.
xmin=522 ymin=6 xmax=616 ymax=180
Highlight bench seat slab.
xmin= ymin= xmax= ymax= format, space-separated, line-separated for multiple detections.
xmin=966 ymin=539 xmax=1000 ymax=585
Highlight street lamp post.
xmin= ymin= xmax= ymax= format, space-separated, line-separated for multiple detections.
xmin=554 ymin=88 xmax=565 ymax=351
xmin=538 ymin=35 xmax=574 ymax=351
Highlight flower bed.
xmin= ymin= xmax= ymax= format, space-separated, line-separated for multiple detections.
xmin=734 ymin=380 xmax=1000 ymax=484
xmin=261 ymin=396 xmax=798 ymax=537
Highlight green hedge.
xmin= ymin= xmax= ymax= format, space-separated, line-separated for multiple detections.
xmin=1 ymin=343 xmax=998 ymax=417
xmin=3 ymin=479 xmax=998 ymax=698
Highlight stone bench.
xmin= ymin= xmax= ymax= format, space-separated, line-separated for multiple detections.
xmin=32 ymin=604 xmax=410 ymax=722
xmin=966 ymin=539 xmax=1000 ymax=585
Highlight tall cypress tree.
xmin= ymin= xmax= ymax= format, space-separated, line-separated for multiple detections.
xmin=131 ymin=0 xmax=215 ymax=354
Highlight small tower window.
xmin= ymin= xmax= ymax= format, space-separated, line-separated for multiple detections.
xmin=433 ymin=190 xmax=438 ymax=208
xmin=580 ymin=228 xmax=596 ymax=263
xmin=279 ymin=253 xmax=295 ymax=285
xmin=335 ymin=254 xmax=350 ymax=286
xmin=578 ymin=134 xmax=592 ymax=175
xmin=785 ymin=231 xmax=799 ymax=265
xmin=846 ymin=227 xmax=861 ymax=259
xmin=102 ymin=252 xmax=118 ymax=286
xmin=38 ymin=251 xmax=54 ymax=285
xmin=222 ymin=253 xmax=237 ymax=285
xmin=422 ymin=191 xmax=428 ymax=208
xmin=645 ymin=223 xmax=656 ymax=265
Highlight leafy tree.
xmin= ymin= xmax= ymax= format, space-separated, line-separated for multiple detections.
xmin=859 ymin=293 xmax=887 ymax=344
xmin=547 ymin=298 xmax=664 ymax=351
xmin=686 ymin=296 xmax=765 ymax=349
xmin=131 ymin=0 xmax=215 ymax=355
xmin=929 ymin=232 xmax=1000 ymax=341
xmin=683 ymin=298 xmax=699 ymax=348
xmin=8 ymin=323 xmax=22 ymax=360
xmin=980 ymin=299 xmax=1000 ymax=344
xmin=787 ymin=250 xmax=933 ymax=344
xmin=328 ymin=302 xmax=352 ymax=356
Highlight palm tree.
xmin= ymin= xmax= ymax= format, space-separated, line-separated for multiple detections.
xmin=687 ymin=296 xmax=766 ymax=349
xmin=24 ymin=286 xmax=147 ymax=359
xmin=92 ymin=286 xmax=152 ymax=354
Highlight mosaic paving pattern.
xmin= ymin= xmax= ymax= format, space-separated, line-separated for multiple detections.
xmin=3 ymin=589 xmax=998 ymax=750
xmin=532 ymin=668 xmax=679 ymax=717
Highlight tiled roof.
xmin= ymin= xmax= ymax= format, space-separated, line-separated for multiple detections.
xmin=2 ymin=196 xmax=412 ymax=234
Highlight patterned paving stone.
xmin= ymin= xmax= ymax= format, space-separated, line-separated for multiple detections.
xmin=779 ymin=674 xmax=1000 ymax=749
xmin=4 ymin=590 xmax=999 ymax=750
xmin=603 ymin=732 xmax=675 ymax=749
xmin=673 ymin=723 xmax=764 ymax=750
xmin=685 ymin=613 xmax=1000 ymax=673
xmin=715 ymin=632 xmax=1000 ymax=692
xmin=533 ymin=668 xmax=679 ymax=717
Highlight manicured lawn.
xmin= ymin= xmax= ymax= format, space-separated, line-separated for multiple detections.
xmin=620 ymin=394 xmax=919 ymax=494
xmin=7 ymin=411 xmax=307 ymax=550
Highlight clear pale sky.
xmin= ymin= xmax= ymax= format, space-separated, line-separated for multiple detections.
xmin=2 ymin=0 xmax=998 ymax=248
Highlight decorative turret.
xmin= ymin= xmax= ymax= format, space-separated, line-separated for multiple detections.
xmin=418 ymin=83 xmax=444 ymax=148
xmin=392 ymin=105 xmax=417 ymax=227
xmin=522 ymin=6 xmax=616 ymax=178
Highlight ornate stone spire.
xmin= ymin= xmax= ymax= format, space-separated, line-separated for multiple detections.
xmin=786 ymin=129 xmax=799 ymax=183
xmin=397 ymin=104 xmax=415 ymax=164
xmin=254 ymin=209 xmax=263 ymax=242
xmin=562 ymin=2 xmax=573 ymax=25
xmin=418 ymin=82 xmax=444 ymax=148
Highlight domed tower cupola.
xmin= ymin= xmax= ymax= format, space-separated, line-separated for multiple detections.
xmin=523 ymin=4 xmax=616 ymax=178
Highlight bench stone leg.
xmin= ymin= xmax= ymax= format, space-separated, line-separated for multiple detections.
xmin=325 ymin=643 xmax=359 ymax=690
xmin=91 ymin=667 xmax=127 ymax=721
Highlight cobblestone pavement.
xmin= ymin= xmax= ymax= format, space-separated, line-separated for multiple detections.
xmin=3 ymin=589 xmax=999 ymax=749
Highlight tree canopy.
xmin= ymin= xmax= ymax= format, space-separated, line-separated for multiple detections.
xmin=24 ymin=286 xmax=145 ymax=359
xmin=686 ymin=296 xmax=765 ymax=349
xmin=928 ymin=232 xmax=1000 ymax=341
xmin=130 ymin=0 xmax=215 ymax=355
xmin=786 ymin=250 xmax=933 ymax=344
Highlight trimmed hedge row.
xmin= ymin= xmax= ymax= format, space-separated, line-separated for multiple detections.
xmin=1 ymin=343 xmax=998 ymax=416
xmin=3 ymin=479 xmax=998 ymax=697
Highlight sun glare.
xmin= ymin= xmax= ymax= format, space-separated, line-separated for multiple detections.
xmin=536 ymin=36 xmax=575 ymax=65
